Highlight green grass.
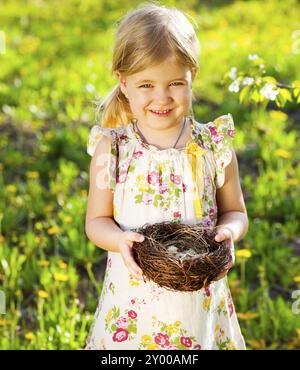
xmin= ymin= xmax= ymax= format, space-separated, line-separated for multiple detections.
xmin=0 ymin=0 xmax=300 ymax=349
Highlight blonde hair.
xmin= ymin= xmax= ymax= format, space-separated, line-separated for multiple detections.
xmin=95 ymin=1 xmax=200 ymax=128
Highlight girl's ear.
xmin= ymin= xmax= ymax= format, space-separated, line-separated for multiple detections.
xmin=114 ymin=70 xmax=128 ymax=96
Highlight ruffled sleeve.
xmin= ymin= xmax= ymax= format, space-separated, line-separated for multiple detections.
xmin=203 ymin=113 xmax=235 ymax=189
xmin=87 ymin=125 xmax=118 ymax=192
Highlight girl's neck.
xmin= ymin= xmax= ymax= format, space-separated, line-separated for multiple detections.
xmin=134 ymin=117 xmax=191 ymax=150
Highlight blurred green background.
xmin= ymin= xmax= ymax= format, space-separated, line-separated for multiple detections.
xmin=0 ymin=0 xmax=300 ymax=349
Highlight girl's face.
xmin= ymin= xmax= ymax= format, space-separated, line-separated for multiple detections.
xmin=115 ymin=57 xmax=193 ymax=130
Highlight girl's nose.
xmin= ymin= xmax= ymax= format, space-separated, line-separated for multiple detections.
xmin=155 ymin=88 xmax=172 ymax=103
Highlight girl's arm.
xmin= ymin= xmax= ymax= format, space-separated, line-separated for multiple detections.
xmin=85 ymin=136 xmax=145 ymax=279
xmin=215 ymin=148 xmax=249 ymax=243
xmin=85 ymin=135 xmax=122 ymax=252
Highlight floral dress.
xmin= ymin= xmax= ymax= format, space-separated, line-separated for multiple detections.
xmin=85 ymin=113 xmax=246 ymax=350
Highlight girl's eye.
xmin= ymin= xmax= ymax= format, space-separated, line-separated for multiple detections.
xmin=139 ymin=82 xmax=183 ymax=88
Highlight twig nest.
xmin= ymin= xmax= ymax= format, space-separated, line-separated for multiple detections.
xmin=132 ymin=221 xmax=233 ymax=292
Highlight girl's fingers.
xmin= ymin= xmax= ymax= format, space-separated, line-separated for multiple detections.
xmin=121 ymin=243 xmax=143 ymax=278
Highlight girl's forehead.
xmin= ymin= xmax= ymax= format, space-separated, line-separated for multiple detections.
xmin=128 ymin=61 xmax=191 ymax=82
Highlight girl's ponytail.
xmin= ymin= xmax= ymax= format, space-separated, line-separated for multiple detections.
xmin=94 ymin=84 xmax=133 ymax=128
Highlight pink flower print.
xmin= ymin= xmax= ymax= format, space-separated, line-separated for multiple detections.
xmin=128 ymin=310 xmax=137 ymax=319
xmin=170 ymin=173 xmax=181 ymax=185
xmin=119 ymin=134 xmax=128 ymax=142
xmin=147 ymin=171 xmax=160 ymax=185
xmin=154 ymin=333 xmax=170 ymax=348
xmin=205 ymin=285 xmax=211 ymax=297
xmin=212 ymin=134 xmax=224 ymax=144
xmin=202 ymin=218 xmax=211 ymax=228
xmin=116 ymin=316 xmax=129 ymax=329
xmin=130 ymin=299 xmax=136 ymax=305
xmin=142 ymin=193 xmax=152 ymax=205
xmin=110 ymin=157 xmax=117 ymax=169
xmin=227 ymin=128 xmax=234 ymax=138
xmin=117 ymin=170 xmax=127 ymax=184
xmin=173 ymin=211 xmax=181 ymax=218
xmin=180 ymin=336 xmax=192 ymax=348
xmin=227 ymin=293 xmax=234 ymax=317
xmin=194 ymin=344 xmax=202 ymax=350
xmin=159 ymin=183 xmax=169 ymax=194
xmin=109 ymin=282 xmax=113 ymax=290
xmin=120 ymin=158 xmax=131 ymax=171
xmin=112 ymin=328 xmax=129 ymax=342
xmin=209 ymin=208 xmax=215 ymax=221
xmin=133 ymin=150 xmax=143 ymax=158
xmin=182 ymin=183 xmax=187 ymax=193
xmin=208 ymin=125 xmax=218 ymax=136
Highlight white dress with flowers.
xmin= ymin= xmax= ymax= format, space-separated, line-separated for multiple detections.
xmin=85 ymin=113 xmax=246 ymax=350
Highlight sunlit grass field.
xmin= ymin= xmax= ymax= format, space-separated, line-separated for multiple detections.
xmin=0 ymin=0 xmax=300 ymax=349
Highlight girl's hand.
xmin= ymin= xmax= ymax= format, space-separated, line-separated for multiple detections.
xmin=212 ymin=226 xmax=235 ymax=282
xmin=117 ymin=230 xmax=145 ymax=280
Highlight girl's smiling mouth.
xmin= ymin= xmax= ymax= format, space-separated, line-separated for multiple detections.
xmin=150 ymin=109 xmax=173 ymax=116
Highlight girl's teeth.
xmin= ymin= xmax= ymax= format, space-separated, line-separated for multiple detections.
xmin=152 ymin=110 xmax=170 ymax=114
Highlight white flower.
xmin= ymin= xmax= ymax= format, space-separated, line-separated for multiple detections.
xmin=85 ymin=83 xmax=95 ymax=93
xmin=242 ymin=77 xmax=254 ymax=86
xmin=229 ymin=79 xmax=240 ymax=93
xmin=260 ymin=83 xmax=280 ymax=101
xmin=248 ymin=54 xmax=259 ymax=60
xmin=229 ymin=67 xmax=237 ymax=80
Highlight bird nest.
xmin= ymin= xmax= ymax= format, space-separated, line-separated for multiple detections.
xmin=132 ymin=221 xmax=233 ymax=292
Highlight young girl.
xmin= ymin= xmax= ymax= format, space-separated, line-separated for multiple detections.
xmin=85 ymin=3 xmax=248 ymax=350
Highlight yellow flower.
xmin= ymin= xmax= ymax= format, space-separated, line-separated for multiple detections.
xmin=236 ymin=249 xmax=252 ymax=259
xmin=53 ymin=272 xmax=69 ymax=282
xmin=45 ymin=131 xmax=54 ymax=140
xmin=25 ymin=332 xmax=35 ymax=341
xmin=293 ymin=276 xmax=300 ymax=283
xmin=38 ymin=290 xmax=48 ymax=299
xmin=215 ymin=324 xmax=221 ymax=333
xmin=219 ymin=298 xmax=225 ymax=309
xmin=287 ymin=178 xmax=299 ymax=186
xmin=47 ymin=226 xmax=61 ymax=235
xmin=58 ymin=260 xmax=68 ymax=269
xmin=237 ymin=312 xmax=259 ymax=320
xmin=147 ymin=343 xmax=159 ymax=350
xmin=142 ymin=335 xmax=152 ymax=345
xmin=38 ymin=260 xmax=49 ymax=268
xmin=269 ymin=110 xmax=288 ymax=121
xmin=0 ymin=318 xmax=10 ymax=326
xmin=44 ymin=205 xmax=53 ymax=213
xmin=174 ymin=321 xmax=181 ymax=327
xmin=138 ymin=186 xmax=148 ymax=193
xmin=35 ymin=222 xmax=43 ymax=230
xmin=227 ymin=341 xmax=237 ymax=350
xmin=129 ymin=280 xmax=140 ymax=286
xmin=80 ymin=190 xmax=87 ymax=197
xmin=26 ymin=171 xmax=39 ymax=179
xmin=64 ymin=216 xmax=72 ymax=223
xmin=6 ymin=185 xmax=17 ymax=193
xmin=203 ymin=296 xmax=212 ymax=311
xmin=137 ymin=175 xmax=144 ymax=182
xmin=275 ymin=149 xmax=291 ymax=159
xmin=246 ymin=339 xmax=266 ymax=349
xmin=106 ymin=309 xmax=113 ymax=324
